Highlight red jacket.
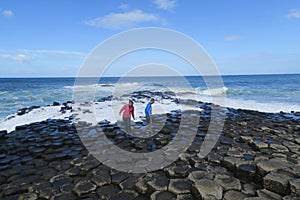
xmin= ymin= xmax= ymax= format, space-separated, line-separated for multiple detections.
xmin=119 ymin=104 xmax=135 ymax=119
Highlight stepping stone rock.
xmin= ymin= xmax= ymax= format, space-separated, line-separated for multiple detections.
xmin=221 ymin=156 xmax=241 ymax=169
xmin=176 ymin=194 xmax=195 ymax=200
xmin=71 ymin=157 xmax=83 ymax=167
xmin=114 ymin=190 xmax=139 ymax=200
xmin=224 ymin=190 xmax=246 ymax=200
xmin=80 ymin=159 xmax=100 ymax=172
xmin=65 ymin=167 xmax=80 ymax=177
xmin=236 ymin=164 xmax=256 ymax=182
xmin=251 ymin=140 xmax=268 ymax=150
xmin=214 ymin=174 xmax=242 ymax=191
xmin=192 ymin=179 xmax=223 ymax=200
xmin=50 ymin=174 xmax=73 ymax=187
xmin=111 ymin=171 xmax=129 ymax=184
xmin=257 ymin=189 xmax=282 ymax=200
xmin=135 ymin=173 xmax=156 ymax=195
xmin=16 ymin=192 xmax=38 ymax=200
xmin=289 ymin=178 xmax=300 ymax=196
xmin=188 ymin=170 xmax=213 ymax=182
xmin=1 ymin=186 xmax=19 ymax=196
xmin=240 ymin=136 xmax=252 ymax=143
xmin=73 ymin=180 xmax=97 ymax=196
xmin=39 ymin=187 xmax=54 ymax=199
xmin=261 ymin=127 xmax=271 ymax=132
xmin=263 ymin=172 xmax=291 ymax=195
xmin=60 ymin=182 xmax=75 ymax=193
xmin=51 ymin=193 xmax=77 ymax=200
xmin=168 ymin=178 xmax=192 ymax=195
xmin=91 ymin=170 xmax=111 ymax=186
xmin=270 ymin=144 xmax=289 ymax=153
xmin=257 ymin=158 xmax=291 ymax=176
xmin=41 ymin=168 xmax=57 ymax=180
xmin=165 ymin=163 xmax=191 ymax=178
xmin=28 ymin=181 xmax=52 ymax=193
xmin=150 ymin=191 xmax=176 ymax=200
xmin=119 ymin=175 xmax=141 ymax=190
xmin=96 ymin=185 xmax=120 ymax=199
xmin=147 ymin=173 xmax=169 ymax=191
xmin=282 ymin=195 xmax=300 ymax=200
xmin=242 ymin=183 xmax=258 ymax=196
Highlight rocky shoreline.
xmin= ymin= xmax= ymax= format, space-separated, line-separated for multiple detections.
xmin=0 ymin=99 xmax=300 ymax=199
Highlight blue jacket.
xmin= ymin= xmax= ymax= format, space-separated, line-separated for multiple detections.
xmin=145 ymin=102 xmax=152 ymax=117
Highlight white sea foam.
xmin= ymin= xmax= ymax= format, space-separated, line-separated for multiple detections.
xmin=64 ymin=85 xmax=96 ymax=89
xmin=223 ymin=98 xmax=300 ymax=113
xmin=0 ymin=106 xmax=72 ymax=133
xmin=198 ymin=87 xmax=228 ymax=96
xmin=64 ymin=82 xmax=139 ymax=89
xmin=0 ymin=97 xmax=201 ymax=133
xmin=178 ymin=93 xmax=300 ymax=113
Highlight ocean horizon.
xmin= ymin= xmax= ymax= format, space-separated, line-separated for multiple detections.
xmin=1 ymin=72 xmax=299 ymax=78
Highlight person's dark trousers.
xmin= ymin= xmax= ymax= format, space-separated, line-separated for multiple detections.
xmin=123 ymin=117 xmax=131 ymax=133
xmin=146 ymin=116 xmax=152 ymax=124
xmin=145 ymin=116 xmax=153 ymax=134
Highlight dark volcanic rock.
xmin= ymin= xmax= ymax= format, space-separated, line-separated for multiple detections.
xmin=73 ymin=180 xmax=97 ymax=196
xmin=0 ymin=100 xmax=300 ymax=199
xmin=17 ymin=108 xmax=27 ymax=115
xmin=96 ymin=184 xmax=120 ymax=199
xmin=150 ymin=191 xmax=176 ymax=200
xmin=289 ymin=178 xmax=300 ymax=196
xmin=257 ymin=158 xmax=292 ymax=176
xmin=0 ymin=130 xmax=7 ymax=138
xmin=91 ymin=171 xmax=111 ymax=186
xmin=53 ymin=101 xmax=60 ymax=106
xmin=257 ymin=189 xmax=282 ymax=200
xmin=192 ymin=179 xmax=223 ymax=200
xmin=263 ymin=172 xmax=292 ymax=195
xmin=168 ymin=178 xmax=192 ymax=195
xmin=214 ymin=174 xmax=242 ymax=191
xmin=114 ymin=190 xmax=139 ymax=199
xmin=147 ymin=171 xmax=169 ymax=192
xmin=224 ymin=190 xmax=246 ymax=200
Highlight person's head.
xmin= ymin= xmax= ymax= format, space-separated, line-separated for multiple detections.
xmin=128 ymin=100 xmax=134 ymax=106
xmin=150 ymin=98 xmax=155 ymax=104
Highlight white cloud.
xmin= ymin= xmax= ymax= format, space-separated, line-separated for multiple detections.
xmin=84 ymin=10 xmax=162 ymax=29
xmin=20 ymin=49 xmax=86 ymax=56
xmin=286 ymin=9 xmax=300 ymax=19
xmin=119 ymin=3 xmax=129 ymax=10
xmin=0 ymin=49 xmax=86 ymax=64
xmin=2 ymin=10 xmax=14 ymax=17
xmin=224 ymin=35 xmax=244 ymax=41
xmin=0 ymin=54 xmax=32 ymax=63
xmin=153 ymin=0 xmax=176 ymax=11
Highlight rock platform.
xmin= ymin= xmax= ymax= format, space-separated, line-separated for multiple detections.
xmin=0 ymin=103 xmax=300 ymax=199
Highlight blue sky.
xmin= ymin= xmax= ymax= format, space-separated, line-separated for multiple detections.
xmin=0 ymin=0 xmax=300 ymax=77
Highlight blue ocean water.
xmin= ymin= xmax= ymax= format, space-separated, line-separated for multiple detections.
xmin=0 ymin=74 xmax=299 ymax=121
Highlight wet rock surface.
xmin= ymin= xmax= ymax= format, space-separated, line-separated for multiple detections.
xmin=0 ymin=99 xmax=300 ymax=199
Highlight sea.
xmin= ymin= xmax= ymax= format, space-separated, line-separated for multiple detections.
xmin=0 ymin=74 xmax=299 ymax=121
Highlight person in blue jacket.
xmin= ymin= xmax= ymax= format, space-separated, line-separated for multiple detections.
xmin=145 ymin=98 xmax=155 ymax=124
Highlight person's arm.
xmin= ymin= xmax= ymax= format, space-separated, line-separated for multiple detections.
xmin=131 ymin=107 xmax=135 ymax=120
xmin=119 ymin=105 xmax=125 ymax=116
xmin=145 ymin=103 xmax=151 ymax=116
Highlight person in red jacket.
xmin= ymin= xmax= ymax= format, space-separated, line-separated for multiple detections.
xmin=119 ymin=100 xmax=135 ymax=133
